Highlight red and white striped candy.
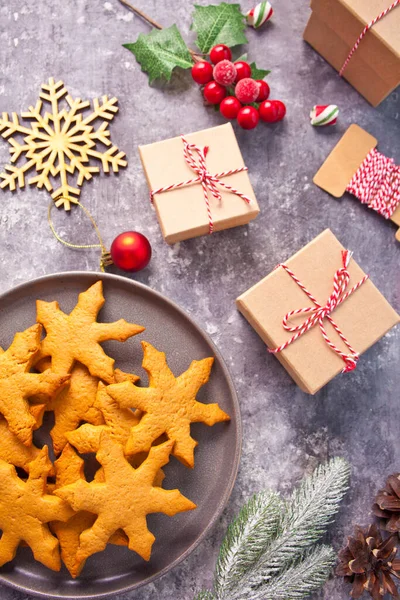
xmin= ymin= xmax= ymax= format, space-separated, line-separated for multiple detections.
xmin=246 ymin=2 xmax=273 ymax=28
xmin=310 ymin=105 xmax=339 ymax=126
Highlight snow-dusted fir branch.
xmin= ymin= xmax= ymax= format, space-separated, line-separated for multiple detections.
xmin=195 ymin=457 xmax=350 ymax=600
xmin=214 ymin=490 xmax=283 ymax=596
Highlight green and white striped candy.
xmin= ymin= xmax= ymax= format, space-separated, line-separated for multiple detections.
xmin=309 ymin=105 xmax=339 ymax=126
xmin=246 ymin=2 xmax=273 ymax=28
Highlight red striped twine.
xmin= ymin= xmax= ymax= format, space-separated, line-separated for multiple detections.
xmin=269 ymin=250 xmax=369 ymax=373
xmin=150 ymin=136 xmax=252 ymax=234
xmin=339 ymin=0 xmax=400 ymax=76
xmin=346 ymin=149 xmax=400 ymax=219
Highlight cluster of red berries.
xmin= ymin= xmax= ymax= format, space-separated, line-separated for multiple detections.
xmin=191 ymin=44 xmax=286 ymax=130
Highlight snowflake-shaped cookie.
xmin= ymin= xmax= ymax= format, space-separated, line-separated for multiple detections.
xmin=0 ymin=78 xmax=127 ymax=210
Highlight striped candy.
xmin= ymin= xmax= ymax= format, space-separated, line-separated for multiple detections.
xmin=246 ymin=2 xmax=273 ymax=28
xmin=310 ymin=105 xmax=339 ymax=126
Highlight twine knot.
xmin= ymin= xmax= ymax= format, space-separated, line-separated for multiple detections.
xmin=150 ymin=136 xmax=252 ymax=234
xmin=269 ymin=250 xmax=369 ymax=374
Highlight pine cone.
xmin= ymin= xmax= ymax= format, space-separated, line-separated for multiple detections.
xmin=373 ymin=474 xmax=400 ymax=533
xmin=336 ymin=524 xmax=400 ymax=599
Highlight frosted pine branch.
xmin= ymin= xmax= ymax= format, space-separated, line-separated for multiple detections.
xmin=194 ymin=592 xmax=215 ymax=600
xmin=195 ymin=457 xmax=350 ymax=600
xmin=214 ymin=491 xmax=282 ymax=595
xmin=238 ymin=457 xmax=350 ymax=593
xmin=252 ymin=545 xmax=336 ymax=600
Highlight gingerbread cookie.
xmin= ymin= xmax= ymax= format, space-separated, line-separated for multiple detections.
xmin=0 ymin=446 xmax=73 ymax=570
xmin=50 ymin=447 xmax=128 ymax=577
xmin=36 ymin=281 xmax=144 ymax=383
xmin=0 ymin=415 xmax=49 ymax=474
xmin=55 ymin=433 xmax=195 ymax=566
xmin=0 ymin=324 xmax=69 ymax=445
xmin=66 ymin=381 xmax=141 ymax=453
xmin=107 ymin=342 xmax=230 ymax=468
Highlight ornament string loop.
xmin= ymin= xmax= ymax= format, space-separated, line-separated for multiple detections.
xmin=346 ymin=149 xmax=400 ymax=220
xmin=269 ymin=250 xmax=369 ymax=373
xmin=150 ymin=136 xmax=252 ymax=234
xmin=339 ymin=0 xmax=399 ymax=76
xmin=48 ymin=197 xmax=113 ymax=272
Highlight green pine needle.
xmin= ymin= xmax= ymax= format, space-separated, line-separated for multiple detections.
xmin=254 ymin=545 xmax=337 ymax=600
xmin=214 ymin=491 xmax=282 ymax=595
xmin=195 ymin=457 xmax=350 ymax=600
xmin=194 ymin=592 xmax=215 ymax=600
xmin=251 ymin=457 xmax=351 ymax=586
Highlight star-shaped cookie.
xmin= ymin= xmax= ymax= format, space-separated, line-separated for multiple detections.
xmin=0 ymin=414 xmax=47 ymax=474
xmin=36 ymin=281 xmax=144 ymax=383
xmin=66 ymin=381 xmax=141 ymax=454
xmin=0 ymin=324 xmax=69 ymax=445
xmin=107 ymin=342 xmax=230 ymax=468
xmin=0 ymin=445 xmax=73 ymax=570
xmin=55 ymin=433 xmax=195 ymax=566
xmin=50 ymin=444 xmax=128 ymax=578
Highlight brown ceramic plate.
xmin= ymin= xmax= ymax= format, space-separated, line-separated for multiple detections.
xmin=0 ymin=272 xmax=241 ymax=599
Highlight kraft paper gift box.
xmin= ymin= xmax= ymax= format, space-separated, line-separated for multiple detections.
xmin=303 ymin=0 xmax=400 ymax=107
xmin=236 ymin=229 xmax=399 ymax=394
xmin=139 ymin=123 xmax=259 ymax=244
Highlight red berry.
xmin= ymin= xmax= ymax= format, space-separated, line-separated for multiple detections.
xmin=234 ymin=61 xmax=252 ymax=82
xmin=210 ymin=44 xmax=232 ymax=64
xmin=213 ymin=60 xmax=237 ymax=86
xmin=191 ymin=61 xmax=213 ymax=85
xmin=259 ymin=100 xmax=286 ymax=122
xmin=273 ymin=100 xmax=286 ymax=120
xmin=237 ymin=106 xmax=259 ymax=130
xmin=256 ymin=80 xmax=270 ymax=102
xmin=203 ymin=81 xmax=226 ymax=105
xmin=235 ymin=78 xmax=259 ymax=104
xmin=220 ymin=96 xmax=242 ymax=119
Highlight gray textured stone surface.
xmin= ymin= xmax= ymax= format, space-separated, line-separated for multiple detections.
xmin=0 ymin=0 xmax=399 ymax=598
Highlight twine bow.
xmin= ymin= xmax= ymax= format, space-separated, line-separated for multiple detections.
xmin=150 ymin=136 xmax=252 ymax=234
xmin=269 ymin=250 xmax=369 ymax=373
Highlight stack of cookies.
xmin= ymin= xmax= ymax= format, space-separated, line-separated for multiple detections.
xmin=0 ymin=281 xmax=230 ymax=577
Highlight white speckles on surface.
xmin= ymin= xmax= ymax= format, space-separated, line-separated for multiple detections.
xmin=0 ymin=1 xmax=398 ymax=599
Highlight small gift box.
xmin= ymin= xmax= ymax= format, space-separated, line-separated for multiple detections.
xmin=236 ymin=229 xmax=399 ymax=394
xmin=303 ymin=0 xmax=400 ymax=107
xmin=139 ymin=123 xmax=259 ymax=244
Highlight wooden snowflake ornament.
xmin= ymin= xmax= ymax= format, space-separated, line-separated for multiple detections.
xmin=0 ymin=78 xmax=127 ymax=210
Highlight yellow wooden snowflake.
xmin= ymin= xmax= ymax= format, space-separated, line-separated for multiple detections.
xmin=0 ymin=78 xmax=127 ymax=210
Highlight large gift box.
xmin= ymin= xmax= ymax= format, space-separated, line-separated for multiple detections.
xmin=236 ymin=229 xmax=399 ymax=394
xmin=139 ymin=124 xmax=259 ymax=244
xmin=303 ymin=0 xmax=400 ymax=107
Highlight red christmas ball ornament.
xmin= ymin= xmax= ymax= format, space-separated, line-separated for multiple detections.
xmin=256 ymin=80 xmax=270 ymax=102
xmin=191 ymin=61 xmax=213 ymax=85
xmin=237 ymin=106 xmax=259 ymax=129
xmin=220 ymin=96 xmax=242 ymax=119
xmin=110 ymin=231 xmax=152 ymax=272
xmin=234 ymin=61 xmax=252 ymax=82
xmin=203 ymin=81 xmax=226 ymax=104
xmin=210 ymin=44 xmax=232 ymax=64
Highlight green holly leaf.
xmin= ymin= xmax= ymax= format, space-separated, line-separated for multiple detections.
xmin=192 ymin=3 xmax=248 ymax=53
xmin=250 ymin=61 xmax=271 ymax=80
xmin=123 ymin=25 xmax=193 ymax=84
